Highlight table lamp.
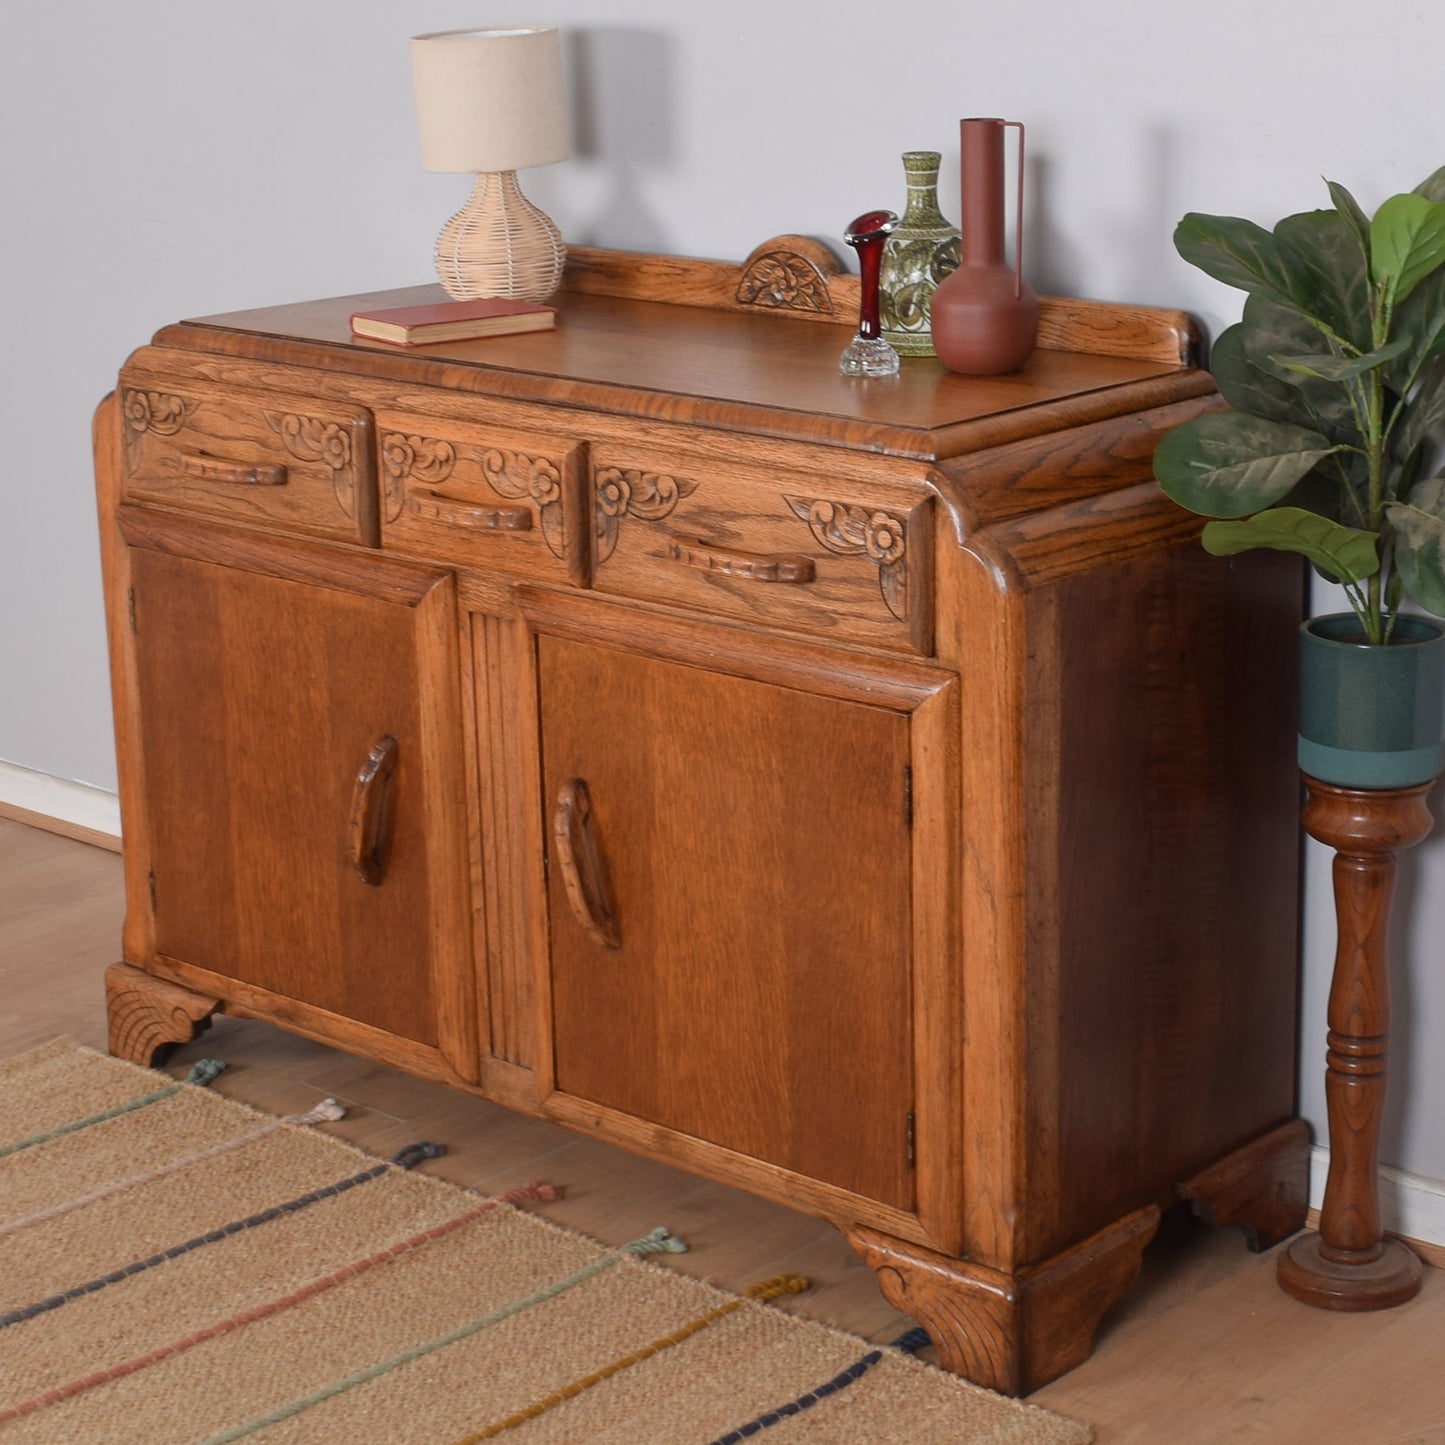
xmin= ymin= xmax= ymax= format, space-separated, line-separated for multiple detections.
xmin=409 ymin=25 xmax=570 ymax=302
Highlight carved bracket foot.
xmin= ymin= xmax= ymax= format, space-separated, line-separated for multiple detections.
xmin=845 ymin=1204 xmax=1159 ymax=1395
xmin=105 ymin=962 xmax=222 ymax=1066
xmin=1178 ymin=1118 xmax=1310 ymax=1252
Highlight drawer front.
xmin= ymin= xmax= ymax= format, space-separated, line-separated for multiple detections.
xmin=120 ymin=379 xmax=375 ymax=544
xmin=376 ymin=412 xmax=582 ymax=582
xmin=590 ymin=445 xmax=934 ymax=655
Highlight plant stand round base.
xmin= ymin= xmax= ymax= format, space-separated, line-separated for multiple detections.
xmin=1277 ymin=1231 xmax=1423 ymax=1311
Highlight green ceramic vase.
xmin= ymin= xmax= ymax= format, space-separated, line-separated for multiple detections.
xmin=1298 ymin=613 xmax=1445 ymax=789
xmin=879 ymin=151 xmax=960 ymax=358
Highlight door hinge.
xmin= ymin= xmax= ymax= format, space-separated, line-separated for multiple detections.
xmin=147 ymin=868 xmax=157 ymax=914
xmin=903 ymin=765 xmax=913 ymax=831
xmin=128 ymin=586 xmax=137 ymax=634
xmin=905 ymin=1110 xmax=916 ymax=1169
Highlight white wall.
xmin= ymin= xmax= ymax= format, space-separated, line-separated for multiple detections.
xmin=2 ymin=1 xmax=1442 ymax=1187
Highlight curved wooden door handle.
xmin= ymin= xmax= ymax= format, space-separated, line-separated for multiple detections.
xmin=553 ymin=778 xmax=620 ymax=949
xmin=406 ymin=488 xmax=533 ymax=531
xmin=667 ymin=539 xmax=815 ymax=584
xmin=349 ymin=735 xmax=398 ymax=886
xmin=167 ymin=452 xmax=289 ymax=486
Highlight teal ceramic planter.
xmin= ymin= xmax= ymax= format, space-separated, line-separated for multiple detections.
xmin=1298 ymin=613 xmax=1445 ymax=789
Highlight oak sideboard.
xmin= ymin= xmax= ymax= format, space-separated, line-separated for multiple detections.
xmin=96 ymin=236 xmax=1308 ymax=1394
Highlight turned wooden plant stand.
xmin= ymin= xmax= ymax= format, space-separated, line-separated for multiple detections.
xmin=1277 ymin=776 xmax=1435 ymax=1310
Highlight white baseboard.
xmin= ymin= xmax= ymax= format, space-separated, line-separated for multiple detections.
xmin=0 ymin=760 xmax=121 ymax=843
xmin=1310 ymin=1144 xmax=1445 ymax=1249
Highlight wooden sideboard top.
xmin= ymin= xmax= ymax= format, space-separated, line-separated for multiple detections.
xmin=154 ymin=237 xmax=1211 ymax=463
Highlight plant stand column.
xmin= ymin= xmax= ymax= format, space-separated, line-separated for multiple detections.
xmin=1277 ymin=775 xmax=1435 ymax=1310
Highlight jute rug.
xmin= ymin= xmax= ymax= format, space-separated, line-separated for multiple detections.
xmin=0 ymin=1038 xmax=1091 ymax=1443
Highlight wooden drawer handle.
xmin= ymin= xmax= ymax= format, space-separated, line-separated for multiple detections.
xmin=553 ymin=779 xmax=620 ymax=949
xmin=406 ymin=488 xmax=533 ymax=532
xmin=165 ymin=452 xmax=288 ymax=487
xmin=349 ymin=735 xmax=398 ymax=886
xmin=667 ymin=539 xmax=816 ymax=584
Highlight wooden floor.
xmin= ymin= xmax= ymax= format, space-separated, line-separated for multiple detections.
xmin=3 ymin=815 xmax=1443 ymax=1443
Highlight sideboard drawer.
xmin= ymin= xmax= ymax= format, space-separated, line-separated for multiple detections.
xmin=376 ymin=412 xmax=582 ymax=582
xmin=119 ymin=378 xmax=375 ymax=544
xmin=589 ymin=445 xmax=934 ymax=655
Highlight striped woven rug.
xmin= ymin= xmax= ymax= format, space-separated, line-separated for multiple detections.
xmin=0 ymin=1039 xmax=1091 ymax=1444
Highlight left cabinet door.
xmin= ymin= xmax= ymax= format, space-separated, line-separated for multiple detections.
xmin=120 ymin=514 xmax=476 ymax=1079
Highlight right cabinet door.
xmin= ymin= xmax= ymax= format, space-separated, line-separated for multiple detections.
xmin=535 ymin=617 xmax=943 ymax=1212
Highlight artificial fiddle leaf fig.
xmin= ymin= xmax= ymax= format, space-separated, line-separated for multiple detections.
xmin=1271 ymin=337 xmax=1410 ymax=382
xmin=1152 ymin=413 xmax=1341 ymax=518
xmin=1200 ymin=507 xmax=1379 ymax=585
xmin=1394 ymin=355 xmax=1445 ymax=466
xmin=1385 ymin=477 xmax=1445 ymax=617
xmin=1209 ymin=325 xmax=1317 ymax=429
xmin=1414 ymin=165 xmax=1445 ymax=206
xmin=1275 ymin=208 xmax=1372 ymax=349
xmin=1240 ymin=296 xmax=1362 ymax=440
xmin=1174 ymin=213 xmax=1311 ymax=317
xmin=1158 ymin=171 xmax=1445 ymax=642
xmin=1370 ymin=193 xmax=1445 ymax=307
xmin=1388 ymin=264 xmax=1445 ymax=387
xmin=1326 ymin=180 xmax=1372 ymax=261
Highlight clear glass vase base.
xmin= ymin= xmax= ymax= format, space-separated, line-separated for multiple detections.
xmin=839 ymin=334 xmax=900 ymax=377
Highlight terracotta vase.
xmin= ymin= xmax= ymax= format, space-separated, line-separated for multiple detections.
xmin=930 ymin=118 xmax=1038 ymax=375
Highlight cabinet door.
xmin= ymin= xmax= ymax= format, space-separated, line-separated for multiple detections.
xmin=538 ymin=628 xmax=917 ymax=1210
xmin=124 ymin=522 xmax=471 ymax=1069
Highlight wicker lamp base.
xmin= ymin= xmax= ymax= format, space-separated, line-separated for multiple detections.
xmin=434 ymin=170 xmax=566 ymax=303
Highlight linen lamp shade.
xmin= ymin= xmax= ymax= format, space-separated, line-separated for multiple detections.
xmin=409 ymin=26 xmax=570 ymax=302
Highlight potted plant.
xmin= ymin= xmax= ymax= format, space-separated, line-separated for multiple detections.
xmin=1152 ymin=168 xmax=1445 ymax=789
xmin=1153 ymin=170 xmax=1445 ymax=1315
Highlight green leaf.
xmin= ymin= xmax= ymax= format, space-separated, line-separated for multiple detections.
xmin=1276 ymin=207 xmax=1372 ymax=349
xmin=1326 ymin=179 xmax=1372 ymax=262
xmin=1174 ymin=213 xmax=1316 ymax=317
xmin=1241 ymin=296 xmax=1362 ymax=439
xmin=1210 ymin=325 xmax=1318 ymax=428
xmin=1201 ymin=506 xmax=1380 ymax=584
xmin=1153 ymin=413 xmax=1342 ymax=518
xmin=1385 ymin=475 xmax=1445 ymax=615
xmin=1271 ymin=337 xmax=1410 ymax=380
xmin=1370 ymin=193 xmax=1445 ymax=307
xmin=1414 ymin=166 xmax=1445 ymax=206
xmin=1387 ymin=263 xmax=1445 ymax=389
xmin=1394 ymin=355 xmax=1445 ymax=465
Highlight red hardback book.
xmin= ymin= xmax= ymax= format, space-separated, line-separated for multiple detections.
xmin=349 ymin=296 xmax=556 ymax=346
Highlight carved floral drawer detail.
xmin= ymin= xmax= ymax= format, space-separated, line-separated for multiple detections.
xmin=117 ymin=380 xmax=373 ymax=544
xmin=268 ymin=412 xmax=358 ymax=518
xmin=123 ymin=389 xmax=192 ymax=438
xmin=374 ymin=414 xmax=578 ymax=578
xmin=784 ymin=495 xmax=911 ymax=622
xmin=593 ymin=466 xmax=698 ymax=563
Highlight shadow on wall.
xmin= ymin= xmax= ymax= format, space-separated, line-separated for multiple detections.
xmin=565 ymin=27 xmax=675 ymax=252
xmin=1025 ymin=125 xmax=1183 ymax=316
xmin=1380 ymin=773 xmax=1445 ymax=1167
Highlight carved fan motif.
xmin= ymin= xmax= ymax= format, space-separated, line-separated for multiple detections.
xmin=267 ymin=412 xmax=357 ymax=518
xmin=379 ymin=433 xmax=458 ymax=522
xmin=594 ymin=466 xmax=697 ymax=562
xmin=784 ymin=495 xmax=909 ymax=620
xmin=735 ymin=250 xmax=835 ymax=314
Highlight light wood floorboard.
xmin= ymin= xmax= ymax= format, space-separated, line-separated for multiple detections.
xmin=2 ymin=815 xmax=1442 ymax=1442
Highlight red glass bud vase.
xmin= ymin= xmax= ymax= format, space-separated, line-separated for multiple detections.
xmin=930 ymin=118 xmax=1038 ymax=375
xmin=840 ymin=210 xmax=901 ymax=377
